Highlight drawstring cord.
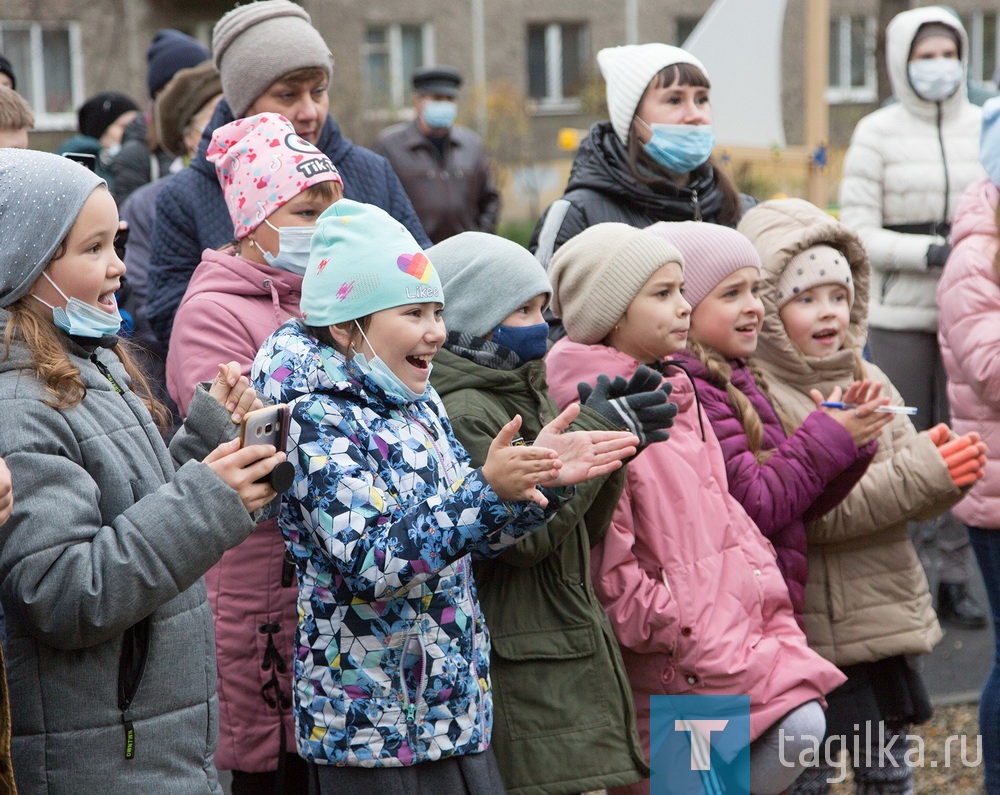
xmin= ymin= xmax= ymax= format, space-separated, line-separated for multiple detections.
xmin=660 ymin=359 xmax=706 ymax=441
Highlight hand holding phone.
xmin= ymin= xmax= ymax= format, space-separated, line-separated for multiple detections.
xmin=239 ymin=404 xmax=295 ymax=493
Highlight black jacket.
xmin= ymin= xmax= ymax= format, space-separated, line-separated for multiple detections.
xmin=530 ymin=121 xmax=754 ymax=264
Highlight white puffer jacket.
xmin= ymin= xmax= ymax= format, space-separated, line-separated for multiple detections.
xmin=839 ymin=6 xmax=984 ymax=332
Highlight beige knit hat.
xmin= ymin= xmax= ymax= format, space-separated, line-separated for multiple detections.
xmin=597 ymin=43 xmax=708 ymax=145
xmin=774 ymin=245 xmax=855 ymax=310
xmin=212 ymin=0 xmax=333 ymax=118
xmin=549 ymin=223 xmax=684 ymax=344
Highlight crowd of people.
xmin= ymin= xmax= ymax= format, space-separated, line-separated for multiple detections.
xmin=1 ymin=1 xmax=1000 ymax=794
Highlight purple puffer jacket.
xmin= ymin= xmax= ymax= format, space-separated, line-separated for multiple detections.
xmin=675 ymin=352 xmax=876 ymax=626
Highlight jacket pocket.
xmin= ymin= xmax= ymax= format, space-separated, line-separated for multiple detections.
xmin=490 ymin=623 xmax=610 ymax=740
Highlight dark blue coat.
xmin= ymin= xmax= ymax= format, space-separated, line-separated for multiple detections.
xmin=147 ymin=99 xmax=429 ymax=347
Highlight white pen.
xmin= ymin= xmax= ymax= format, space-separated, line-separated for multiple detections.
xmin=821 ymin=401 xmax=918 ymax=415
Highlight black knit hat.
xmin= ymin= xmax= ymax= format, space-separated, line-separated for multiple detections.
xmin=0 ymin=55 xmax=15 ymax=90
xmin=77 ymin=92 xmax=139 ymax=140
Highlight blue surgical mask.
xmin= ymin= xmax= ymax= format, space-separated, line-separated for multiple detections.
xmin=638 ymin=120 xmax=715 ymax=174
xmin=253 ymin=220 xmax=316 ymax=276
xmin=491 ymin=322 xmax=549 ymax=362
xmin=908 ymin=57 xmax=963 ymax=102
xmin=352 ymin=322 xmax=429 ymax=403
xmin=423 ymin=100 xmax=457 ymax=130
xmin=32 ymin=272 xmax=123 ymax=338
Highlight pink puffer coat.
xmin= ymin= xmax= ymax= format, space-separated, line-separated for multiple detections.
xmin=938 ymin=177 xmax=1000 ymax=529
xmin=166 ymin=247 xmax=301 ymax=772
xmin=545 ymin=340 xmax=845 ymax=793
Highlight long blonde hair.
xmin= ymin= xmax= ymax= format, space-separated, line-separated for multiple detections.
xmin=687 ymin=337 xmax=778 ymax=461
xmin=3 ymin=297 xmax=170 ymax=428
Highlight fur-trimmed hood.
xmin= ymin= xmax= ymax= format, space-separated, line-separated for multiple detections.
xmin=737 ymin=198 xmax=870 ymax=391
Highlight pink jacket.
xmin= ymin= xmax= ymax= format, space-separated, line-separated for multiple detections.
xmin=545 ymin=340 xmax=845 ymax=788
xmin=166 ymin=248 xmax=301 ymax=772
xmin=938 ymin=177 xmax=1000 ymax=529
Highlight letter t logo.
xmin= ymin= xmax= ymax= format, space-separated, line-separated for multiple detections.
xmin=675 ymin=719 xmax=729 ymax=770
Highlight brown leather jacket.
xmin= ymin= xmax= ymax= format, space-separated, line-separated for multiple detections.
xmin=375 ymin=121 xmax=500 ymax=243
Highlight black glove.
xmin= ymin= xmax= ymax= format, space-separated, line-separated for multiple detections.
xmin=577 ymin=365 xmax=678 ymax=448
xmin=927 ymin=242 xmax=952 ymax=269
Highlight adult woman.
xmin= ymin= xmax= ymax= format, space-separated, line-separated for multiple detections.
xmin=530 ymin=42 xmax=750 ymax=267
xmin=937 ymin=96 xmax=1000 ymax=793
xmin=839 ymin=5 xmax=986 ymax=629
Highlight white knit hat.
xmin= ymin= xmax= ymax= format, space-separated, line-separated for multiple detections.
xmin=597 ymin=43 xmax=708 ymax=145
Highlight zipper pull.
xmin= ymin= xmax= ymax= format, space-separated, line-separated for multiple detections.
xmin=406 ymin=703 xmax=416 ymax=724
xmin=691 ymin=189 xmax=702 ymax=221
xmin=90 ymin=353 xmax=124 ymax=396
xmin=122 ymin=711 xmax=135 ymax=760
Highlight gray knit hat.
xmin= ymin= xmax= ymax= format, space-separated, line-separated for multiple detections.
xmin=549 ymin=223 xmax=684 ymax=345
xmin=212 ymin=0 xmax=333 ymax=118
xmin=428 ymin=232 xmax=552 ymax=338
xmin=0 ymin=149 xmax=104 ymax=307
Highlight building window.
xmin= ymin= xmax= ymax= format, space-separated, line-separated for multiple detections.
xmin=827 ymin=14 xmax=876 ymax=103
xmin=527 ymin=22 xmax=587 ymax=109
xmin=960 ymin=11 xmax=998 ymax=84
xmin=0 ymin=21 xmax=82 ymax=130
xmin=362 ymin=23 xmax=434 ymax=109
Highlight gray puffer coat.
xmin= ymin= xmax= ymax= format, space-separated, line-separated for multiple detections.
xmin=0 ymin=319 xmax=256 ymax=794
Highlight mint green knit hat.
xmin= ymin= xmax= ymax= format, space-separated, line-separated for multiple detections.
xmin=300 ymin=198 xmax=443 ymax=325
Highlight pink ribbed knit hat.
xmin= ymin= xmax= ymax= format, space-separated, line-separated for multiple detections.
xmin=646 ymin=221 xmax=761 ymax=309
xmin=207 ymin=112 xmax=342 ymax=240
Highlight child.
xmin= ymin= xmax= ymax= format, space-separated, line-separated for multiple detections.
xmin=166 ymin=112 xmax=344 ymax=792
xmin=739 ymin=197 xmax=983 ymax=794
xmin=0 ymin=85 xmax=32 ymax=149
xmin=937 ymin=96 xmax=1000 ymax=793
xmin=543 ymin=221 xmax=846 ymax=795
xmin=0 ymin=148 xmax=286 ymax=793
xmin=251 ymin=200 xmax=637 ymax=794
xmin=646 ymin=221 xmax=888 ymax=628
xmin=428 ymin=232 xmax=675 ymax=794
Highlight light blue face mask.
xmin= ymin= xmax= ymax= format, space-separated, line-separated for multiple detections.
xmin=491 ymin=322 xmax=549 ymax=362
xmin=33 ymin=272 xmax=123 ymax=338
xmin=253 ymin=220 xmax=316 ymax=276
xmin=422 ymin=100 xmax=457 ymax=130
xmin=352 ymin=322 xmax=430 ymax=402
xmin=638 ymin=119 xmax=715 ymax=175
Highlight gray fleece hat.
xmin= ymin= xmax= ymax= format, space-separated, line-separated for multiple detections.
xmin=428 ymin=232 xmax=552 ymax=338
xmin=0 ymin=149 xmax=104 ymax=307
xmin=212 ymin=0 xmax=333 ymax=118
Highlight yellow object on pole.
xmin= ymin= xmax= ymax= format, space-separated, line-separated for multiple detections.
xmin=805 ymin=0 xmax=830 ymax=207
xmin=557 ymin=128 xmax=588 ymax=151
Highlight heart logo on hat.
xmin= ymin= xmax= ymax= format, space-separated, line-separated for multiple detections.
xmin=397 ymin=252 xmax=432 ymax=283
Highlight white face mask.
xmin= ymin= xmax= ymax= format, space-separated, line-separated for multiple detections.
xmin=908 ymin=57 xmax=963 ymax=102
xmin=251 ymin=219 xmax=316 ymax=276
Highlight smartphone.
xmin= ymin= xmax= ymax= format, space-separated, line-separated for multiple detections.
xmin=239 ymin=404 xmax=289 ymax=450
xmin=63 ymin=152 xmax=97 ymax=171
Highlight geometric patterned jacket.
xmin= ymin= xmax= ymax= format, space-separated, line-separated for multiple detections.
xmin=252 ymin=320 xmax=556 ymax=767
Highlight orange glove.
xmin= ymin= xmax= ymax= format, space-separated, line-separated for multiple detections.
xmin=927 ymin=423 xmax=950 ymax=447
xmin=937 ymin=433 xmax=987 ymax=487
